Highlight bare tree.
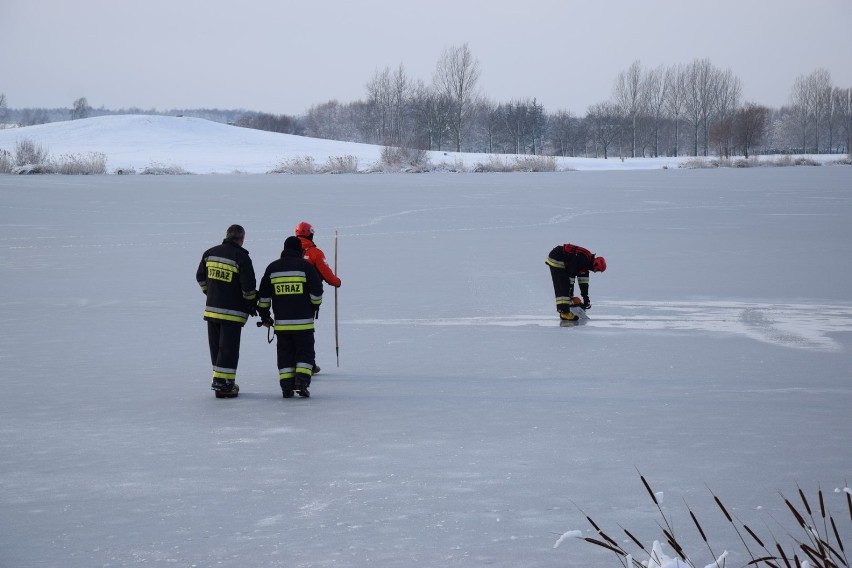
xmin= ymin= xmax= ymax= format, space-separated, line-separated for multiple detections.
xmin=499 ymin=98 xmax=545 ymax=155
xmin=433 ymin=43 xmax=481 ymax=152
xmin=410 ymin=83 xmax=452 ymax=151
xmin=733 ymin=102 xmax=770 ymax=158
xmin=827 ymin=87 xmax=844 ymax=153
xmin=366 ymin=67 xmax=393 ymax=144
xmin=390 ymin=63 xmax=415 ymax=146
xmin=683 ymin=58 xmax=719 ymax=156
xmin=710 ymin=116 xmax=734 ymax=158
xmin=613 ymin=60 xmax=649 ymax=158
xmin=790 ymin=74 xmax=812 ymax=152
xmin=303 ymin=100 xmax=342 ymax=140
xmin=472 ymin=98 xmax=501 ymax=154
xmin=809 ymin=68 xmax=832 ymax=153
xmin=0 ymin=93 xmax=8 ymax=125
xmin=712 ymin=68 xmax=742 ymax=157
xmin=664 ymin=64 xmax=687 ymax=156
xmin=645 ymin=65 xmax=669 ymax=157
xmin=365 ymin=63 xmax=415 ymax=146
xmin=839 ymin=87 xmax=852 ymax=156
xmin=303 ymin=100 xmax=363 ymax=142
xmin=790 ymin=68 xmax=832 ymax=153
xmin=586 ymin=101 xmax=622 ymax=159
xmin=548 ymin=110 xmax=580 ymax=157
xmin=71 ymin=97 xmax=90 ymax=120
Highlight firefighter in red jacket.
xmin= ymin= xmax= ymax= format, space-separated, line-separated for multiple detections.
xmin=196 ymin=224 xmax=257 ymax=398
xmin=294 ymin=222 xmax=340 ymax=373
xmin=257 ymin=236 xmax=323 ymax=398
xmin=294 ymin=221 xmax=341 ymax=288
xmin=546 ymin=243 xmax=607 ymax=321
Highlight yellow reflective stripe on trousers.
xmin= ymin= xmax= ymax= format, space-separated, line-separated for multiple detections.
xmin=273 ymin=318 xmax=314 ymax=331
xmin=274 ymin=323 xmax=315 ymax=331
xmin=213 ymin=366 xmax=236 ymax=379
xmin=204 ymin=310 xmax=248 ymax=324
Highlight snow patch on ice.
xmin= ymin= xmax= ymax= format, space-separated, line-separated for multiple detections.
xmin=348 ymin=300 xmax=852 ymax=351
xmin=552 ymin=530 xmax=582 ymax=548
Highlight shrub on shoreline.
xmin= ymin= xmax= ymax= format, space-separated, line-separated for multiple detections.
xmin=56 ymin=152 xmax=108 ymax=175
xmin=473 ymin=155 xmax=558 ymax=172
xmin=268 ymin=155 xmax=317 ymax=174
xmin=380 ymin=146 xmax=430 ymax=172
xmin=679 ymin=155 xmax=835 ymax=169
xmin=140 ymin=162 xmax=192 ymax=175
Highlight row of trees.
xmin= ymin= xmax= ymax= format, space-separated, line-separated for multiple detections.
xmin=301 ymin=49 xmax=850 ymax=158
xmin=2 ymin=45 xmax=850 ymax=158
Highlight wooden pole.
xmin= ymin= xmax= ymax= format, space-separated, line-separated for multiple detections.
xmin=334 ymin=230 xmax=339 ymax=367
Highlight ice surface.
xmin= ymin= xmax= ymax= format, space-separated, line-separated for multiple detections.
xmin=1 ymin=128 xmax=851 ymax=566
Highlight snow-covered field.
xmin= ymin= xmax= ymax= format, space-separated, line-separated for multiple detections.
xmin=1 ymin=121 xmax=851 ymax=567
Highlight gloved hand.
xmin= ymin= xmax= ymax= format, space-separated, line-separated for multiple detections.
xmin=581 ymin=296 xmax=592 ymax=310
xmin=260 ymin=314 xmax=274 ymax=328
xmin=247 ymin=302 xmax=258 ymax=317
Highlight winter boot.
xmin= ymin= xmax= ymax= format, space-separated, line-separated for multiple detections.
xmin=296 ymin=376 xmax=311 ymax=398
xmin=559 ymin=311 xmax=578 ymax=322
xmin=212 ymin=379 xmax=239 ymax=399
xmin=280 ymin=377 xmax=295 ymax=399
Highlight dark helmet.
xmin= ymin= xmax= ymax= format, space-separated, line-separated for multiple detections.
xmin=592 ymin=256 xmax=607 ymax=272
xmin=294 ymin=221 xmax=314 ymax=237
xmin=283 ymin=235 xmax=303 ymax=253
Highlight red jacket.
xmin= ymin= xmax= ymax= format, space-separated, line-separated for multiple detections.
xmin=298 ymin=236 xmax=341 ymax=287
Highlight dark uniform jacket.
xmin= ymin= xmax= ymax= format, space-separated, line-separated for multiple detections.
xmin=257 ymin=249 xmax=323 ymax=332
xmin=546 ymin=244 xmax=594 ymax=298
xmin=196 ymin=240 xmax=257 ymax=326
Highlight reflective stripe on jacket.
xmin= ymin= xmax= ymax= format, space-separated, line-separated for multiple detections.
xmin=546 ymin=244 xmax=593 ymax=298
xmin=196 ymin=240 xmax=257 ymax=326
xmin=258 ymin=250 xmax=323 ymax=333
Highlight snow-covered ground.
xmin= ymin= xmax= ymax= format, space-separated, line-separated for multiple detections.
xmin=1 ymin=121 xmax=851 ymax=567
xmin=0 ymin=114 xmax=842 ymax=174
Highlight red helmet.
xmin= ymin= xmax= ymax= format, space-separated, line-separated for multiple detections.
xmin=592 ymin=256 xmax=607 ymax=272
xmin=294 ymin=221 xmax=314 ymax=237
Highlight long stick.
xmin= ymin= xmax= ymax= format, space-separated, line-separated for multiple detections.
xmin=334 ymin=230 xmax=339 ymax=367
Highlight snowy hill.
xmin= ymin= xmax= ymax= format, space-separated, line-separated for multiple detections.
xmin=0 ymin=114 xmax=698 ymax=174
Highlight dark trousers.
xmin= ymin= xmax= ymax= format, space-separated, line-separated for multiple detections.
xmin=549 ymin=266 xmax=575 ymax=313
xmin=276 ymin=331 xmax=316 ymax=390
xmin=207 ymin=320 xmax=242 ymax=381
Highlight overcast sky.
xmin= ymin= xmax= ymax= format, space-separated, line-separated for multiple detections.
xmin=2 ymin=0 xmax=850 ymax=116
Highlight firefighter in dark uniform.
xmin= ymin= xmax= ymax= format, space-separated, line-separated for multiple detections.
xmin=546 ymin=243 xmax=607 ymax=321
xmin=257 ymin=236 xmax=323 ymax=398
xmin=196 ymin=224 xmax=257 ymax=398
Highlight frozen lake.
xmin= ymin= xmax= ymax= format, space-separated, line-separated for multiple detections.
xmin=1 ymin=167 xmax=851 ymax=567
